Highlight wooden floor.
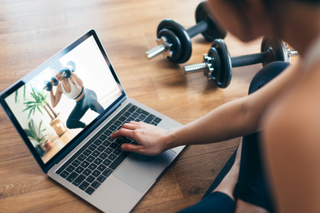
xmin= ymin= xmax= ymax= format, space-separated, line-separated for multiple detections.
xmin=0 ymin=0 xmax=264 ymax=212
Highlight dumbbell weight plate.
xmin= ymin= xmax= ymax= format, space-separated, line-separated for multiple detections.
xmin=195 ymin=1 xmax=227 ymax=41
xmin=51 ymin=77 xmax=59 ymax=86
xmin=43 ymin=80 xmax=52 ymax=91
xmin=157 ymin=19 xmax=192 ymax=64
xmin=210 ymin=39 xmax=232 ymax=88
xmin=157 ymin=29 xmax=182 ymax=62
xmin=261 ymin=37 xmax=286 ymax=67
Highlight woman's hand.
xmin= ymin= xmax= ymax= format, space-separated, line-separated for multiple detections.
xmin=111 ymin=121 xmax=173 ymax=156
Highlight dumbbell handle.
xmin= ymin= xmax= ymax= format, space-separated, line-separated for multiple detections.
xmin=231 ymin=49 xmax=271 ymax=67
xmin=186 ymin=19 xmax=209 ymax=38
xmin=145 ymin=19 xmax=210 ymax=60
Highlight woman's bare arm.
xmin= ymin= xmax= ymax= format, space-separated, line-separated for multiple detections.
xmin=50 ymin=83 xmax=63 ymax=108
xmin=112 ymin=60 xmax=301 ymax=155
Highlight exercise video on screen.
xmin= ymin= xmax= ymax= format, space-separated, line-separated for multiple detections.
xmin=5 ymin=36 xmax=122 ymax=163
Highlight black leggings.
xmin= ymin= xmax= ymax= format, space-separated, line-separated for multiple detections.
xmin=66 ymin=89 xmax=104 ymax=129
xmin=177 ymin=61 xmax=290 ymax=213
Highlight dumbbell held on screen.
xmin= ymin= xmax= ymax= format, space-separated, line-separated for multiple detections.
xmin=183 ymin=37 xmax=298 ymax=88
xmin=43 ymin=77 xmax=59 ymax=91
xmin=145 ymin=1 xmax=226 ymax=64
xmin=61 ymin=60 xmax=76 ymax=78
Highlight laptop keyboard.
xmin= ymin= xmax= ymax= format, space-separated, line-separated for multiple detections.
xmin=55 ymin=103 xmax=162 ymax=195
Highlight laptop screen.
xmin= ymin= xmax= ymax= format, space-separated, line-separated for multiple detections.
xmin=0 ymin=30 xmax=125 ymax=170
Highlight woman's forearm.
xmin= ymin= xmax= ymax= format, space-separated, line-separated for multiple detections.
xmin=166 ymin=96 xmax=259 ymax=148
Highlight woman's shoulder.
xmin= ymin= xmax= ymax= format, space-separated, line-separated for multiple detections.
xmin=263 ymin=59 xmax=320 ymax=143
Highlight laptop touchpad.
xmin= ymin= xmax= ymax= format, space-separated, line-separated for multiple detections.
xmin=114 ymin=150 xmax=176 ymax=193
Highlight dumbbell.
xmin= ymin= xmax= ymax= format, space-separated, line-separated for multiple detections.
xmin=43 ymin=77 xmax=59 ymax=91
xmin=61 ymin=60 xmax=76 ymax=78
xmin=183 ymin=37 xmax=298 ymax=88
xmin=145 ymin=1 xmax=226 ymax=64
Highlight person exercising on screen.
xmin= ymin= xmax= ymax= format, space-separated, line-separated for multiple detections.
xmin=49 ymin=60 xmax=104 ymax=129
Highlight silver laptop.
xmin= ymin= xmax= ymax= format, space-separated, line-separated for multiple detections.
xmin=0 ymin=29 xmax=184 ymax=213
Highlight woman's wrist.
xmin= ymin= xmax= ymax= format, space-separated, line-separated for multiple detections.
xmin=164 ymin=127 xmax=180 ymax=151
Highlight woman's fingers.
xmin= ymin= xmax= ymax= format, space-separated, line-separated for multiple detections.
xmin=121 ymin=143 xmax=142 ymax=154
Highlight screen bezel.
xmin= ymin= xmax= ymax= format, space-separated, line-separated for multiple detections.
xmin=0 ymin=29 xmax=126 ymax=173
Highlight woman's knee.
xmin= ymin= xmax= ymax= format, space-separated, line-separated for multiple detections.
xmin=248 ymin=61 xmax=290 ymax=94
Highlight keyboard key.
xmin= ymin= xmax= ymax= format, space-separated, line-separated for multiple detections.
xmin=79 ymin=181 xmax=89 ymax=191
xmin=85 ymin=187 xmax=95 ymax=195
xmin=89 ymin=163 xmax=97 ymax=171
xmin=60 ymin=171 xmax=69 ymax=178
xmin=97 ymin=175 xmax=106 ymax=183
xmin=75 ymin=166 xmax=84 ymax=173
xmin=110 ymin=143 xmax=118 ymax=149
xmin=113 ymin=149 xmax=122 ymax=155
xmin=124 ymin=112 xmax=131 ymax=117
xmin=109 ymin=152 xmax=130 ymax=170
xmin=81 ymin=161 xmax=90 ymax=168
xmin=97 ymin=164 xmax=106 ymax=172
xmin=102 ymin=141 xmax=111 ymax=147
xmin=91 ymin=181 xmax=101 ymax=189
xmin=115 ymin=138 xmax=124 ymax=145
xmin=86 ymin=155 xmax=95 ymax=162
xmin=114 ymin=120 xmax=121 ymax=127
xmin=151 ymin=121 xmax=157 ymax=125
xmin=73 ymin=174 xmax=85 ymax=186
xmin=103 ymin=159 xmax=112 ymax=166
xmin=99 ymin=135 xmax=107 ymax=141
xmin=94 ymin=158 xmax=102 ymax=165
xmin=109 ymin=125 xmax=117 ymax=131
xmin=128 ymin=105 xmax=137 ymax=113
xmin=154 ymin=117 xmax=162 ymax=123
xmin=102 ymin=168 xmax=113 ymax=177
xmin=94 ymin=139 xmax=102 ymax=146
xmin=104 ymin=129 xmax=112 ymax=136
xmin=138 ymin=115 xmax=146 ymax=120
xmin=141 ymin=109 xmax=149 ymax=116
xmin=72 ymin=160 xmax=81 ymax=167
xmin=107 ymin=137 xmax=115 ymax=143
xmin=97 ymin=146 xmax=106 ymax=152
xmin=88 ymin=144 xmax=97 ymax=151
xmin=99 ymin=153 xmax=108 ymax=159
xmin=92 ymin=150 xmax=101 ymax=157
xmin=66 ymin=172 xmax=78 ymax=182
xmin=83 ymin=149 xmax=92 ymax=156
xmin=92 ymin=170 xmax=101 ymax=177
xmin=108 ymin=154 xmax=116 ymax=161
xmin=105 ymin=148 xmax=113 ymax=154
xmin=77 ymin=154 xmax=86 ymax=161
xmin=66 ymin=165 xmax=75 ymax=173
xmin=144 ymin=114 xmax=156 ymax=124
xmin=83 ymin=169 xmax=92 ymax=176
xmin=132 ymin=112 xmax=139 ymax=118
xmin=119 ymin=116 xmax=126 ymax=122
xmin=86 ymin=175 xmax=95 ymax=183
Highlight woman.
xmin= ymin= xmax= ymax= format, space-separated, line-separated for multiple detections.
xmin=50 ymin=60 xmax=104 ymax=129
xmin=112 ymin=0 xmax=320 ymax=212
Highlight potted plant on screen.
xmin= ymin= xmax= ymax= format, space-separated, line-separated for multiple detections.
xmin=23 ymin=87 xmax=67 ymax=136
xmin=23 ymin=119 xmax=52 ymax=157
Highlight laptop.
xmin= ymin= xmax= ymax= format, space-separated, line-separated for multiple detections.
xmin=0 ymin=29 xmax=184 ymax=212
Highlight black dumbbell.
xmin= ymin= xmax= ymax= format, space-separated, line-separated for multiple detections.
xmin=61 ymin=60 xmax=76 ymax=78
xmin=43 ymin=77 xmax=59 ymax=91
xmin=184 ymin=37 xmax=298 ymax=88
xmin=145 ymin=1 xmax=226 ymax=64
